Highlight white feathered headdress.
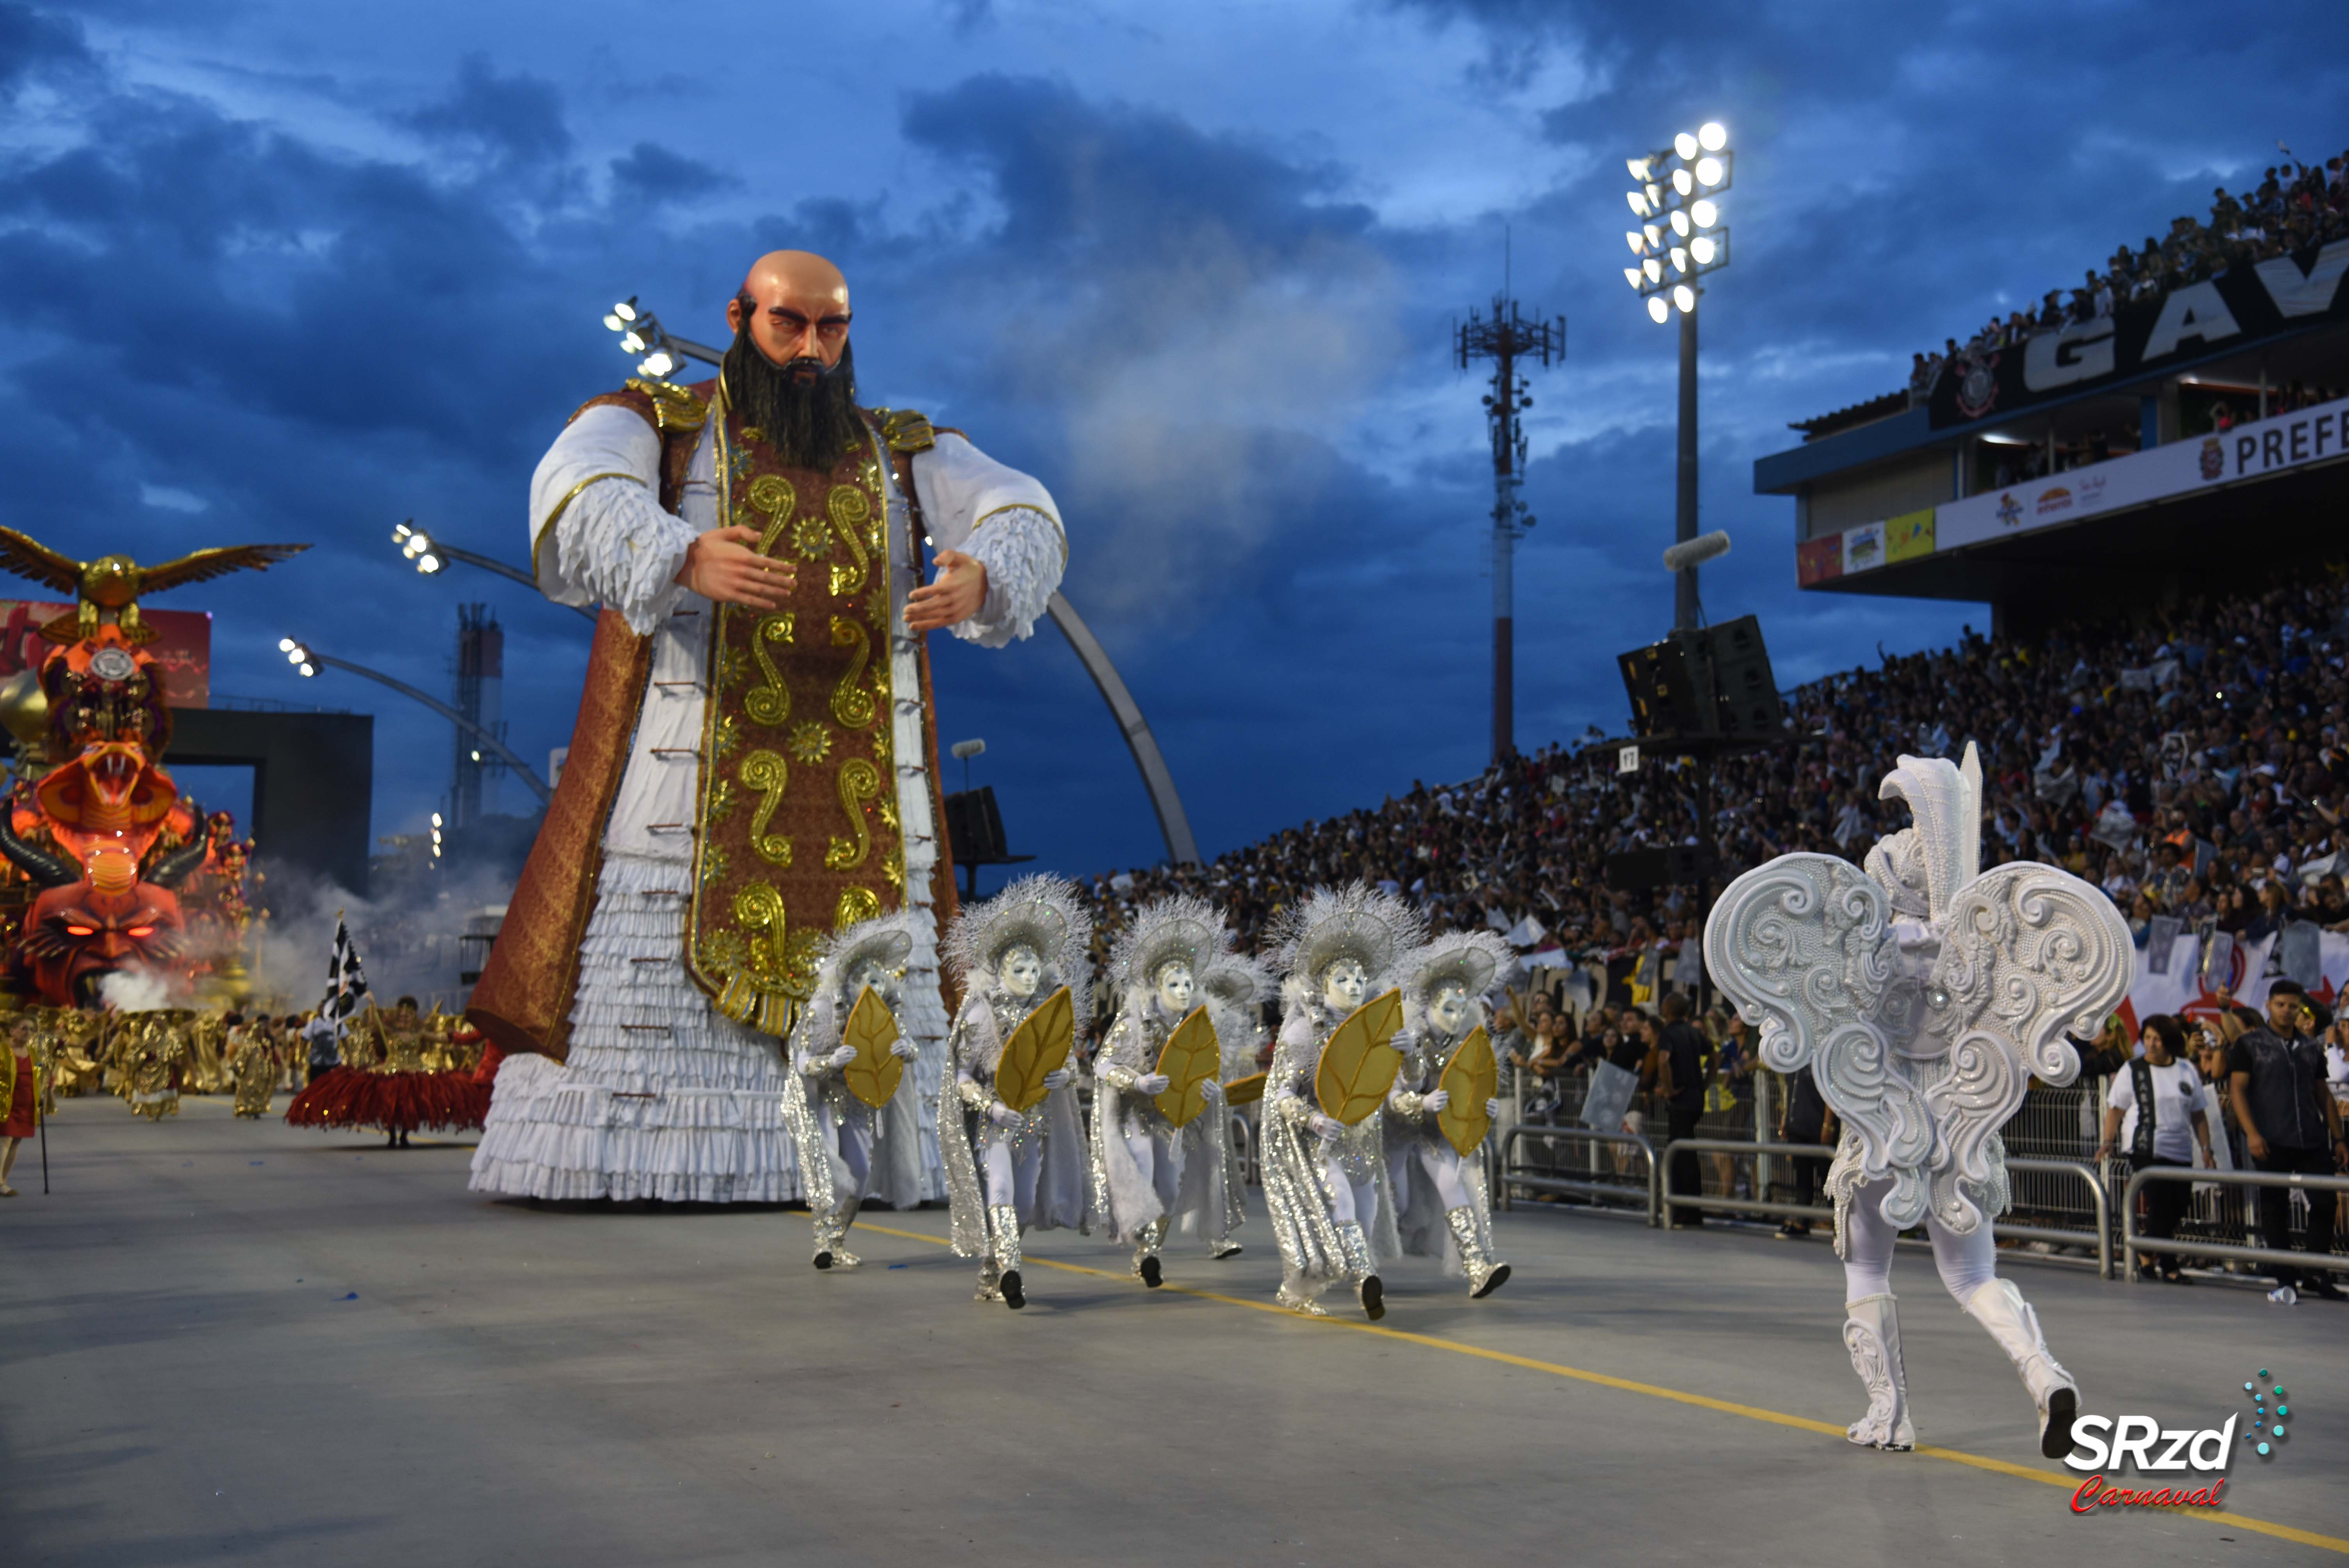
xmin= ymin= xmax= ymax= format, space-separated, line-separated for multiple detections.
xmin=813 ymin=911 xmax=920 ymax=1007
xmin=945 ymin=873 xmax=1093 ymax=1018
xmin=1269 ymin=882 xmax=1426 ymax=1001
xmin=1107 ymin=893 xmax=1224 ymax=1003
xmin=1398 ymin=928 xmax=1514 ymax=1031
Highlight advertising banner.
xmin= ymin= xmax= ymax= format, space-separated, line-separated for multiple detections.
xmin=1798 ymin=392 xmax=2349 ymax=585
xmin=1927 ymin=238 xmax=2349 ymax=428
xmin=0 ymin=600 xmax=212 ymax=706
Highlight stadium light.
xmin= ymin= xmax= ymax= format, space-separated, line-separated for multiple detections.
xmin=1615 ymin=121 xmax=1736 ymax=630
xmin=278 ymin=636 xmax=552 ymax=805
xmin=597 ymin=294 xmax=718 ymax=383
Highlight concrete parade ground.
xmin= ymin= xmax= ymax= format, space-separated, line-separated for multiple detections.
xmin=4 ymin=1096 xmax=2345 ymax=1567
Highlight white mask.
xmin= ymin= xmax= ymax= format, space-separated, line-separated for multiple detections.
xmin=1322 ymin=959 xmax=1368 ymax=1012
xmin=1429 ymin=983 xmax=1471 ymax=1037
xmin=1000 ymin=946 xmax=1043 ymax=998
xmin=1155 ymin=962 xmax=1194 ymax=1015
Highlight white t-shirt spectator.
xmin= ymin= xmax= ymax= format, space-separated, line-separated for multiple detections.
xmin=2106 ymin=1061 xmax=2208 ymax=1163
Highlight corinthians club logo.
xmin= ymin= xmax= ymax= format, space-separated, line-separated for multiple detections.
xmin=1996 ymin=492 xmax=2023 ymax=529
xmin=1954 ymin=349 xmax=2001 ymax=421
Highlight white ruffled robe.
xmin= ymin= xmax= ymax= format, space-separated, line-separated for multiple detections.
xmin=469 ymin=398 xmax=1063 ymax=1203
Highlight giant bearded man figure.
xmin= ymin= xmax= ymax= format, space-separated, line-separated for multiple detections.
xmin=468 ymin=252 xmax=1065 ymax=1204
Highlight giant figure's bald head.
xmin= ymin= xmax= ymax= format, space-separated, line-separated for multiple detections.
xmin=725 ymin=250 xmax=851 ymax=376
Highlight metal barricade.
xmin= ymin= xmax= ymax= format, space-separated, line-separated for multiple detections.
xmin=1499 ymin=1123 xmax=1659 ymax=1226
xmin=2120 ymin=1165 xmax=2349 ymax=1283
xmin=1661 ymin=1140 xmax=2114 ymax=1278
xmin=1228 ymin=1110 xmax=1258 ymax=1188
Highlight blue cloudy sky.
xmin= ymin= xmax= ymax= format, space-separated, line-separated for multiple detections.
xmin=6 ymin=0 xmax=2347 ymax=886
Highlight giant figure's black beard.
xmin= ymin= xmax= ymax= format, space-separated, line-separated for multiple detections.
xmin=723 ymin=323 xmax=861 ymax=472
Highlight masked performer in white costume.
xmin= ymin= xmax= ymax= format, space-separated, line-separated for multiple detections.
xmin=1703 ymin=747 xmax=2130 ymax=1458
xmin=938 ymin=875 xmax=1093 ymax=1308
xmin=467 ymin=251 xmax=1062 ymax=1203
xmin=1199 ymin=949 xmax=1273 ymax=1259
xmin=780 ymin=913 xmax=925 ymax=1269
xmin=1091 ymin=895 xmax=1244 ymax=1286
xmin=1387 ymin=930 xmax=1513 ymax=1299
xmin=1261 ymin=884 xmax=1423 ymax=1319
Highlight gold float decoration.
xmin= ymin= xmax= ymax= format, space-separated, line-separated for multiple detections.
xmin=839 ymin=985 xmax=904 ymax=1109
xmin=1436 ymin=1025 xmax=1498 ymax=1156
xmin=829 ymin=617 xmax=875 ymax=728
xmin=740 ymin=750 xmax=793 ymax=865
xmin=1313 ymin=989 xmax=1405 ymax=1126
xmin=993 ymin=985 xmax=1074 ymax=1114
xmin=1221 ymin=1072 xmax=1267 ymax=1106
xmin=824 ymin=758 xmax=880 ymax=870
xmin=745 ymin=613 xmax=795 ymax=726
xmin=826 ymin=484 xmax=871 ymax=597
xmin=1153 ymin=1005 xmax=1221 ymax=1128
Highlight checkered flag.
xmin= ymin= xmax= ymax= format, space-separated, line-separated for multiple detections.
xmin=321 ymin=913 xmax=370 ymax=1032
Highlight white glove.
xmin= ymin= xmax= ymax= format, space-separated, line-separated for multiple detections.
xmin=890 ymin=1039 xmax=920 ymax=1060
xmin=1200 ymin=1078 xmax=1222 ymax=1102
xmin=829 ymin=1044 xmax=859 ymax=1069
xmin=1485 ymin=1098 xmax=1502 ymax=1121
xmin=987 ymin=1099 xmax=1025 ymax=1129
xmin=1309 ymin=1112 xmax=1344 ymax=1143
xmin=1041 ymin=1067 xmax=1072 ymax=1091
xmin=1134 ymin=1072 xmax=1170 ymax=1095
xmin=1420 ymin=1089 xmax=1451 ymax=1114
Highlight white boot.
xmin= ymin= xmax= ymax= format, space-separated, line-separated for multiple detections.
xmin=1962 ymin=1278 xmax=2078 ymax=1459
xmin=1841 ymin=1294 xmax=1914 ymax=1451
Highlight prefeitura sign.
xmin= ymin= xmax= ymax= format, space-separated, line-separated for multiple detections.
xmin=1799 ymin=391 xmax=2349 ymax=586
xmin=1928 ymin=238 xmax=2349 ymax=428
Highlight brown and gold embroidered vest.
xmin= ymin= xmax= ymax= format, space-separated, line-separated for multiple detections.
xmin=685 ymin=394 xmax=905 ymax=1039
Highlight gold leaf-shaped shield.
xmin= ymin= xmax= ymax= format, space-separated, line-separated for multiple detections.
xmin=839 ymin=986 xmax=904 ymax=1109
xmin=1221 ymin=1072 xmax=1267 ymax=1106
xmin=1153 ymin=1006 xmax=1220 ymax=1128
xmin=1436 ymin=1025 xmax=1498 ymax=1156
xmin=993 ymin=985 xmax=1075 ymax=1114
xmin=1314 ymin=989 xmax=1405 ymax=1126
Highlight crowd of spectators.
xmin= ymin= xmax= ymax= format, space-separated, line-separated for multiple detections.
xmin=1905 ymin=147 xmax=2349 ymax=403
xmin=1086 ymin=568 xmax=2349 ymax=998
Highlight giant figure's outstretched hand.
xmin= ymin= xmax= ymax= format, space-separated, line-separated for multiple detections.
xmin=675 ymin=525 xmax=795 ymax=610
xmin=905 ymin=549 xmax=988 ymax=632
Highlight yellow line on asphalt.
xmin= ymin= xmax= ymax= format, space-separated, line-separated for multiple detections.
xmin=850 ymin=1219 xmax=2348 ymax=1556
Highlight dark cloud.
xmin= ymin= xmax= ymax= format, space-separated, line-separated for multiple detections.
xmin=0 ymin=1 xmax=88 ymax=95
xmin=609 ymin=141 xmax=735 ymax=207
xmin=402 ymin=53 xmax=571 ymax=167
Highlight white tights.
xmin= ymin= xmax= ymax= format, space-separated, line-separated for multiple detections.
xmin=1839 ymin=1175 xmax=1999 ymax=1303
xmin=1123 ymin=1130 xmax=1181 ymax=1215
xmin=1320 ymin=1157 xmax=1379 ymax=1232
xmin=1387 ymin=1141 xmax=1472 ymax=1217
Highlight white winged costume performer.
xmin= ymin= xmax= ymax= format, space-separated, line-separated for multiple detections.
xmin=779 ymin=913 xmax=926 ymax=1270
xmin=1262 ymin=884 xmax=1424 ymax=1319
xmin=1703 ymin=746 xmax=2132 ymax=1458
xmin=1091 ymin=895 xmax=1243 ymax=1286
xmin=937 ymin=875 xmax=1093 ymax=1308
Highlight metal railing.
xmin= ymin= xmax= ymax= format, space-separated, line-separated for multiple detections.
xmin=1498 ymin=1123 xmax=1660 ymax=1226
xmin=1660 ymin=1140 xmax=2114 ymax=1278
xmin=1228 ymin=1110 xmax=1258 ymax=1188
xmin=2120 ymin=1165 xmax=2349 ymax=1283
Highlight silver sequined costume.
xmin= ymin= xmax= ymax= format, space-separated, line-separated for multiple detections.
xmin=1260 ymin=885 xmax=1422 ymax=1316
xmin=1091 ymin=895 xmax=1242 ymax=1279
xmin=1200 ymin=950 xmax=1273 ymax=1249
xmin=936 ymin=875 xmax=1093 ymax=1304
xmin=779 ymin=914 xmax=925 ymax=1269
xmin=1703 ymin=745 xmax=2132 ymax=1459
xmin=1387 ymin=929 xmax=1514 ymax=1298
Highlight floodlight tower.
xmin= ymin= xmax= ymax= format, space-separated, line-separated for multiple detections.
xmin=1620 ymin=121 xmax=1734 ymax=629
xmin=1456 ymin=296 xmax=1564 ymax=761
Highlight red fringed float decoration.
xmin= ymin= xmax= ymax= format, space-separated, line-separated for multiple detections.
xmin=284 ymin=1066 xmax=490 ymax=1135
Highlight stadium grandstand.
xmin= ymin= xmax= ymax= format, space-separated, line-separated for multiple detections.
xmin=1763 ymin=147 xmax=2349 ymax=638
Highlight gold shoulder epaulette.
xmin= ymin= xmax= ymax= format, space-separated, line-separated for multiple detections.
xmin=626 ymin=377 xmax=710 ymax=434
xmin=876 ymin=407 xmax=937 ymax=454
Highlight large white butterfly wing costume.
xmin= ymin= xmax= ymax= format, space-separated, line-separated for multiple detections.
xmin=1702 ymin=747 xmax=2132 ymax=1239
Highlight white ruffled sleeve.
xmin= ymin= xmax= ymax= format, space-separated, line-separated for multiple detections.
xmin=528 ymin=404 xmax=697 ymax=635
xmin=910 ymin=431 xmax=1066 ymax=648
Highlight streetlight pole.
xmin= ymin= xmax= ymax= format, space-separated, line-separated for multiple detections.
xmin=278 ymin=638 xmax=551 ymax=805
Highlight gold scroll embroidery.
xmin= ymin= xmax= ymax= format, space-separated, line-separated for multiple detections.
xmin=745 ymin=614 xmax=795 ymax=726
xmin=824 ymin=759 xmax=881 ymax=870
xmin=835 ymin=887 xmax=882 ymax=931
xmin=829 ymin=616 xmax=875 ymax=729
xmin=827 ymin=484 xmax=872 ymax=597
xmin=740 ymin=750 xmax=793 ymax=866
